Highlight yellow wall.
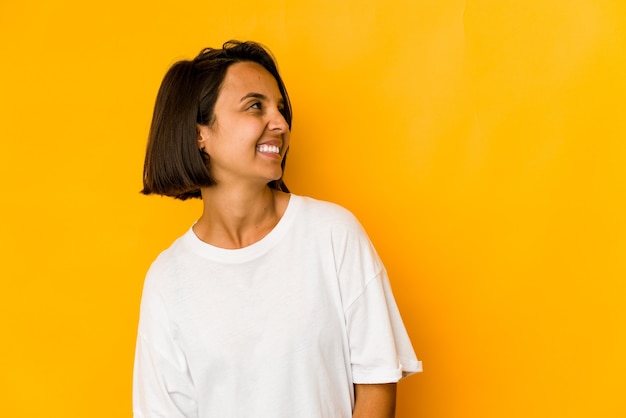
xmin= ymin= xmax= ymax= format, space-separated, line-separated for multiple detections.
xmin=1 ymin=1 xmax=624 ymax=416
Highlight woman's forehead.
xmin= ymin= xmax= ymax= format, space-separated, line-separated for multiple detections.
xmin=219 ymin=61 xmax=281 ymax=98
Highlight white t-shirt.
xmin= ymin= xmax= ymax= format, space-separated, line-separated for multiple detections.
xmin=133 ymin=195 xmax=421 ymax=418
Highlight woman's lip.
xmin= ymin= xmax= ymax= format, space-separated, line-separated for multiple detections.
xmin=257 ymin=140 xmax=282 ymax=147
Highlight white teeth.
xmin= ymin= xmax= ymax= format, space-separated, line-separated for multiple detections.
xmin=257 ymin=144 xmax=280 ymax=154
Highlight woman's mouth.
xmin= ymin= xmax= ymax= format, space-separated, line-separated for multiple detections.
xmin=257 ymin=144 xmax=280 ymax=154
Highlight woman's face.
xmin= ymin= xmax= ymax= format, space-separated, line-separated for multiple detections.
xmin=197 ymin=61 xmax=290 ymax=188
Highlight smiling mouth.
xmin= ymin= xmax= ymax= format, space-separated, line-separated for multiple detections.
xmin=257 ymin=144 xmax=280 ymax=154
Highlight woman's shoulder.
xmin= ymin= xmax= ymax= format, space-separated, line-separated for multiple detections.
xmin=291 ymin=194 xmax=364 ymax=234
xmin=293 ymin=194 xmax=358 ymax=221
xmin=143 ymin=229 xmax=195 ymax=284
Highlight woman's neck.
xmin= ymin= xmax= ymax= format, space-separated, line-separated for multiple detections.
xmin=193 ymin=185 xmax=289 ymax=249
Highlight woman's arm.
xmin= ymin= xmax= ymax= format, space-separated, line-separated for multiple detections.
xmin=352 ymin=383 xmax=397 ymax=418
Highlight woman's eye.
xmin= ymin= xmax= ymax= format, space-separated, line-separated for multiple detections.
xmin=249 ymin=102 xmax=262 ymax=110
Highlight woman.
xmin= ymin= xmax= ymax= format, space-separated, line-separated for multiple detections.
xmin=134 ymin=40 xmax=421 ymax=418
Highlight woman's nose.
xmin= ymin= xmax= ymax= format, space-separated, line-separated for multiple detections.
xmin=269 ymin=107 xmax=289 ymax=132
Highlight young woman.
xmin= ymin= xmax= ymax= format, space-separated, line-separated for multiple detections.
xmin=133 ymin=40 xmax=421 ymax=418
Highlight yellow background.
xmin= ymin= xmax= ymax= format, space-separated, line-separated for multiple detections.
xmin=1 ymin=0 xmax=625 ymax=417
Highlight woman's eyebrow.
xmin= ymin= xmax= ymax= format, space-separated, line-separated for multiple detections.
xmin=240 ymin=92 xmax=267 ymax=102
xmin=240 ymin=92 xmax=284 ymax=106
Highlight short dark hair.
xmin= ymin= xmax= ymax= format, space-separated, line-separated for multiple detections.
xmin=141 ymin=40 xmax=292 ymax=200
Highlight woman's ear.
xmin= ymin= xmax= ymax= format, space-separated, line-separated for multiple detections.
xmin=197 ymin=124 xmax=209 ymax=151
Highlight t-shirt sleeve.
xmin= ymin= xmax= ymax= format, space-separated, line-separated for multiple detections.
xmin=345 ymin=269 xmax=423 ymax=383
xmin=332 ymin=213 xmax=422 ymax=384
xmin=133 ymin=268 xmax=198 ymax=418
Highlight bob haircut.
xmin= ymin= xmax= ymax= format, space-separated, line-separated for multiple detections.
xmin=141 ymin=40 xmax=292 ymax=200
